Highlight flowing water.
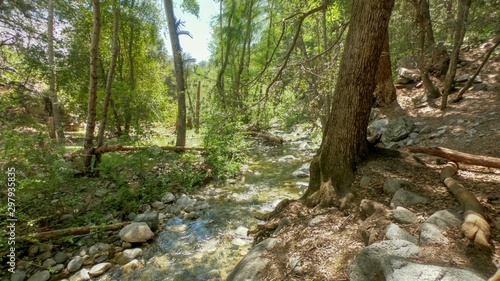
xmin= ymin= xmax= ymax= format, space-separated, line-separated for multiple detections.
xmin=100 ymin=143 xmax=313 ymax=281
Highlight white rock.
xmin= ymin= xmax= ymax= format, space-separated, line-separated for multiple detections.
xmin=234 ymin=226 xmax=249 ymax=237
xmin=123 ymin=248 xmax=143 ymax=260
xmin=119 ymin=222 xmax=154 ymax=243
xmin=89 ymin=262 xmax=112 ymax=277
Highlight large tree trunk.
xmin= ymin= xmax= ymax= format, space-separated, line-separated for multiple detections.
xmin=441 ymin=0 xmax=472 ymax=110
xmin=302 ymin=0 xmax=395 ymax=207
xmin=47 ymin=0 xmax=65 ymax=142
xmin=83 ymin=0 xmax=101 ymax=175
xmin=164 ymin=0 xmax=186 ymax=147
xmin=373 ymin=28 xmax=397 ymax=107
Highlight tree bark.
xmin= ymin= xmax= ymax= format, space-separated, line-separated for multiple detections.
xmin=47 ymin=0 xmax=65 ymax=142
xmin=195 ymin=81 xmax=200 ymax=133
xmin=440 ymin=0 xmax=472 ymax=110
xmin=83 ymin=0 xmax=101 ymax=175
xmin=373 ymin=28 xmax=397 ymax=107
xmin=408 ymin=146 xmax=500 ymax=169
xmin=124 ymin=0 xmax=136 ymax=135
xmin=164 ymin=0 xmax=186 ymax=147
xmin=302 ymin=0 xmax=395 ymax=207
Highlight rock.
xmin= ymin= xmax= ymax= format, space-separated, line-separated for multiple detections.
xmin=26 ymin=271 xmax=50 ymax=281
xmin=296 ymin=181 xmax=309 ymax=193
xmin=123 ymin=248 xmax=143 ymax=260
xmin=42 ymin=258 xmax=56 ymax=268
xmin=397 ymin=67 xmax=421 ymax=82
xmin=232 ymin=238 xmax=249 ymax=246
xmin=69 ymin=269 xmax=90 ymax=281
xmin=360 ymin=176 xmax=372 ymax=188
xmin=391 ymin=189 xmax=428 ymax=208
xmin=420 ymin=209 xmax=462 ymax=245
xmin=10 ymin=271 xmax=27 ymax=281
xmin=127 ymin=212 xmax=137 ymax=220
xmin=50 ymin=264 xmax=65 ymax=273
xmin=278 ymin=155 xmax=298 ymax=162
xmin=95 ymin=255 xmax=108 ymax=263
xmin=381 ymin=116 xmax=415 ymax=145
xmin=176 ymin=195 xmax=197 ymax=210
xmin=88 ymin=243 xmax=111 ymax=255
xmin=122 ymin=242 xmax=132 ymax=249
xmin=89 ymin=262 xmax=112 ymax=277
xmin=119 ymin=222 xmax=154 ymax=243
xmin=36 ymin=251 xmax=52 ymax=261
xmin=235 ymin=226 xmax=249 ymax=237
xmin=122 ymin=259 xmax=142 ymax=271
xmin=292 ymin=163 xmax=310 ymax=178
xmin=28 ymin=245 xmax=39 ymax=256
xmin=308 ymin=216 xmax=324 ymax=227
xmin=134 ymin=212 xmax=160 ymax=232
xmin=165 ymin=205 xmax=181 ymax=215
xmin=298 ymin=142 xmax=312 ymax=151
xmin=383 ymin=179 xmax=415 ymax=194
xmin=166 ymin=224 xmax=188 ymax=232
xmin=349 ymin=240 xmax=420 ymax=281
xmin=195 ymin=201 xmax=210 ymax=211
xmin=38 ymin=244 xmax=53 ymax=253
xmin=419 ymin=125 xmax=433 ymax=134
xmin=61 ymin=214 xmax=75 ymax=221
xmin=227 ymin=238 xmax=281 ymax=281
xmin=151 ymin=201 xmax=165 ymax=210
xmin=385 ymin=223 xmax=418 ymax=244
xmin=472 ymin=83 xmax=487 ymax=91
xmin=392 ymin=207 xmax=418 ymax=224
xmin=162 ymin=192 xmax=176 ymax=203
xmin=392 ymin=261 xmax=485 ymax=281
xmin=67 ymin=256 xmax=84 ymax=272
xmin=367 ymin=118 xmax=389 ymax=136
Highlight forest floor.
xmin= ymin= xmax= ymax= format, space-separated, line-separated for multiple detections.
xmin=256 ymin=46 xmax=500 ymax=280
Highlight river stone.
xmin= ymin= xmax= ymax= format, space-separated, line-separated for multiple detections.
xmin=89 ymin=262 xmax=112 ymax=277
xmin=360 ymin=176 xmax=372 ymax=188
xmin=232 ymin=238 xmax=249 ymax=246
xmin=38 ymin=244 xmax=53 ymax=253
xmin=42 ymin=258 xmax=56 ymax=268
xmin=67 ymin=256 xmax=84 ymax=272
xmin=50 ymin=264 xmax=65 ymax=273
xmin=292 ymin=163 xmax=310 ymax=178
xmin=235 ymin=226 xmax=249 ymax=237
xmin=123 ymin=248 xmax=143 ymax=260
xmin=11 ymin=271 xmax=26 ymax=281
xmin=89 ymin=242 xmax=111 ymax=255
xmin=183 ymin=211 xmax=199 ymax=220
xmin=122 ymin=259 xmax=142 ymax=271
xmin=426 ymin=209 xmax=462 ymax=228
xmin=162 ymin=192 xmax=176 ymax=203
xmin=176 ymin=195 xmax=196 ymax=210
xmin=419 ymin=209 xmax=462 ymax=245
xmin=26 ymin=270 xmax=50 ymax=281
xmin=392 ymin=207 xmax=418 ymax=224
xmin=195 ymin=201 xmax=210 ymax=211
xmin=28 ymin=245 xmax=39 ymax=255
xmin=368 ymin=118 xmax=389 ymax=136
xmin=166 ymin=224 xmax=188 ymax=232
xmin=53 ymin=251 xmax=69 ymax=264
xmin=151 ymin=201 xmax=165 ymax=210
xmin=348 ymin=240 xmax=420 ymax=281
xmin=134 ymin=212 xmax=159 ymax=232
xmin=390 ymin=189 xmax=428 ymax=208
xmin=36 ymin=251 xmax=52 ymax=261
xmin=385 ymin=223 xmax=418 ymax=244
xmin=383 ymin=179 xmax=415 ymax=194
xmin=381 ymin=116 xmax=416 ymax=145
xmin=119 ymin=222 xmax=154 ymax=243
xmin=391 ymin=261 xmax=485 ymax=281
xmin=278 ymin=155 xmax=298 ymax=162
xmin=28 ymin=270 xmax=50 ymax=281
xmin=227 ymin=238 xmax=281 ymax=281
xmin=69 ymin=269 xmax=90 ymax=281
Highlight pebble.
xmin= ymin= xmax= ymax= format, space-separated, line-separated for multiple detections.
xmin=122 ymin=259 xmax=142 ymax=271
xmin=67 ymin=256 xmax=84 ymax=272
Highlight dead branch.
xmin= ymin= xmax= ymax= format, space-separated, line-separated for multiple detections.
xmin=408 ymin=146 xmax=500 ymax=169
xmin=19 ymin=222 xmax=130 ymax=241
xmin=440 ymin=163 xmax=491 ymax=249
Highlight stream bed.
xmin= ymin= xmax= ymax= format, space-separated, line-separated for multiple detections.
xmin=100 ymin=142 xmax=314 ymax=281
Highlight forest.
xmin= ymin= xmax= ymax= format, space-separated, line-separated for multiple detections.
xmin=1 ymin=0 xmax=499 ymax=280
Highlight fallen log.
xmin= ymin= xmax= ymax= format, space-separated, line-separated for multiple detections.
xmin=19 ymin=222 xmax=130 ymax=241
xmin=408 ymin=146 xmax=500 ymax=169
xmin=247 ymin=131 xmax=285 ymax=145
xmin=440 ymin=162 xmax=491 ymax=249
xmin=94 ymin=145 xmax=204 ymax=154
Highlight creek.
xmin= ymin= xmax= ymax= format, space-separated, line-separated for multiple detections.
xmin=101 ymin=142 xmax=314 ymax=281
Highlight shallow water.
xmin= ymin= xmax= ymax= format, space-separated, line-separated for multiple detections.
xmin=100 ymin=144 xmax=311 ymax=281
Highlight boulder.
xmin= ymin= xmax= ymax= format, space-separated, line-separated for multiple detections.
xmin=381 ymin=116 xmax=416 ymax=145
xmin=391 ymin=262 xmax=485 ymax=281
xmin=227 ymin=238 xmax=281 ymax=281
xmin=119 ymin=222 xmax=154 ymax=243
xmin=134 ymin=212 xmax=159 ymax=232
xmin=392 ymin=207 xmax=418 ymax=224
xmin=390 ymin=189 xmax=428 ymax=208
xmin=419 ymin=209 xmax=462 ymax=245
xmin=385 ymin=223 xmax=418 ymax=244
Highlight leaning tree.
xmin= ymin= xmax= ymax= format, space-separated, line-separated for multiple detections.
xmin=302 ymin=0 xmax=395 ymax=207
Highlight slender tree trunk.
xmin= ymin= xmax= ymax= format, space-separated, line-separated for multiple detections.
xmin=124 ymin=0 xmax=136 ymax=135
xmin=216 ymin=2 xmax=235 ymax=112
xmin=164 ymin=0 xmax=186 ymax=147
xmin=83 ymin=0 xmax=101 ymax=174
xmin=441 ymin=0 xmax=472 ymax=110
xmin=195 ymin=81 xmax=200 ymax=133
xmin=373 ymin=28 xmax=396 ymax=107
xmin=94 ymin=0 xmax=120 ymax=173
xmin=48 ymin=0 xmax=65 ymax=142
xmin=303 ymin=0 xmax=395 ymax=207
